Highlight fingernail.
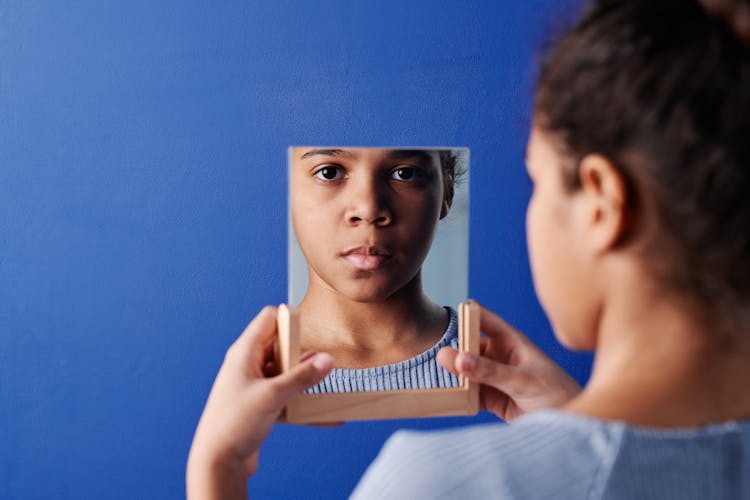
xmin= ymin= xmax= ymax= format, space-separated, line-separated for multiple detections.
xmin=312 ymin=353 xmax=334 ymax=372
xmin=460 ymin=353 xmax=477 ymax=372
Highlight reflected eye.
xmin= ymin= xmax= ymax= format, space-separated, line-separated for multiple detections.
xmin=314 ymin=165 xmax=344 ymax=181
xmin=391 ymin=166 xmax=422 ymax=182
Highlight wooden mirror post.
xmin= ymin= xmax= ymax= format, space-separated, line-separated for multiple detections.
xmin=277 ymin=301 xmax=480 ymax=424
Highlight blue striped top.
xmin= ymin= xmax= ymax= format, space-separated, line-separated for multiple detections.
xmin=351 ymin=409 xmax=750 ymax=499
xmin=305 ymin=307 xmax=460 ymax=394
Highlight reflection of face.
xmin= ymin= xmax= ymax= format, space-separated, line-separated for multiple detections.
xmin=526 ymin=128 xmax=594 ymax=349
xmin=292 ymin=148 xmax=445 ymax=303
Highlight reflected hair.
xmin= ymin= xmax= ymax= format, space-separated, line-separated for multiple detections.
xmin=437 ymin=149 xmax=467 ymax=215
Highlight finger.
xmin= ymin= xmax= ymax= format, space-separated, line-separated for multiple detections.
xmin=436 ymin=347 xmax=460 ymax=376
xmin=438 ymin=342 xmax=514 ymax=418
xmin=478 ymin=306 xmax=530 ymax=358
xmin=454 ymin=351 xmax=528 ymax=397
xmin=229 ymin=306 xmax=279 ymax=369
xmin=479 ymin=305 xmax=524 ymax=342
xmin=479 ymin=336 xmax=489 ymax=355
xmin=272 ymin=352 xmax=335 ymax=398
xmin=234 ymin=306 xmax=278 ymax=349
xmin=479 ymin=386 xmax=513 ymax=420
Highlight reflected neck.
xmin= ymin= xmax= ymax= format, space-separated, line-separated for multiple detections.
xmin=296 ymin=272 xmax=449 ymax=368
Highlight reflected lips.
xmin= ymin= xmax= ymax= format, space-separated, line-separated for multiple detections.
xmin=342 ymin=246 xmax=391 ymax=271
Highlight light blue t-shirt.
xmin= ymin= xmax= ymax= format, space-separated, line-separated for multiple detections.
xmin=351 ymin=409 xmax=750 ymax=499
xmin=306 ymin=307 xmax=460 ymax=394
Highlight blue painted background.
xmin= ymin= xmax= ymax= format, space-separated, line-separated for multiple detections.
xmin=1 ymin=1 xmax=590 ymax=498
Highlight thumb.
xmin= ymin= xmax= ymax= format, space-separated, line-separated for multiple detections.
xmin=454 ymin=351 xmax=529 ymax=397
xmin=272 ymin=353 xmax=335 ymax=397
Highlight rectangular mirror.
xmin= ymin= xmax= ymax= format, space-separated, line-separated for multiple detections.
xmin=281 ymin=147 xmax=477 ymax=423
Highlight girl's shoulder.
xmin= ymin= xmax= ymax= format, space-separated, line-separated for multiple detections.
xmin=352 ymin=410 xmax=750 ymax=500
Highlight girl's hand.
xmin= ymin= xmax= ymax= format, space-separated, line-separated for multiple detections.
xmin=437 ymin=304 xmax=581 ymax=422
xmin=187 ymin=306 xmax=334 ymax=500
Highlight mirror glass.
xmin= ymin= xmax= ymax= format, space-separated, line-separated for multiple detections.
xmin=288 ymin=147 xmax=469 ymax=393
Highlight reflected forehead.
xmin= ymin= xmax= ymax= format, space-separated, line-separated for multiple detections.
xmin=385 ymin=149 xmax=436 ymax=164
xmin=299 ymin=148 xmax=355 ymax=160
xmin=298 ymin=147 xmax=438 ymax=166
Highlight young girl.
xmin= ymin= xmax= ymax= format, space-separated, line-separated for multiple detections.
xmin=187 ymin=0 xmax=750 ymax=498
xmin=290 ymin=147 xmax=464 ymax=392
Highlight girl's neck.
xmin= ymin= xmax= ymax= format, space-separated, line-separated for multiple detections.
xmin=296 ymin=273 xmax=449 ymax=368
xmin=566 ymin=263 xmax=750 ymax=428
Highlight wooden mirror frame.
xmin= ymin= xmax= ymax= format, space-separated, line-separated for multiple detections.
xmin=277 ymin=300 xmax=480 ymax=423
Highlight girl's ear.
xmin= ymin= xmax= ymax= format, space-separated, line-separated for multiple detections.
xmin=577 ymin=154 xmax=630 ymax=253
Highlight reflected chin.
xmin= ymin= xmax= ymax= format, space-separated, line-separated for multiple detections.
xmin=336 ymin=281 xmax=399 ymax=303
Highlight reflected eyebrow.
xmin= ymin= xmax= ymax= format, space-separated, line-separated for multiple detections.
xmin=299 ymin=148 xmax=355 ymax=160
xmin=385 ymin=150 xmax=434 ymax=164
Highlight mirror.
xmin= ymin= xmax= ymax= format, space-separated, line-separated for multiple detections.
xmin=289 ymin=147 xmax=469 ymax=313
xmin=281 ymin=147 xmax=477 ymax=422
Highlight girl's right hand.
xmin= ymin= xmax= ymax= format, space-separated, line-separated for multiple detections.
xmin=437 ymin=304 xmax=581 ymax=421
xmin=187 ymin=306 xmax=334 ymax=500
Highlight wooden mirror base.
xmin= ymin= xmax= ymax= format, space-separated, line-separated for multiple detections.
xmin=277 ymin=301 xmax=480 ymax=423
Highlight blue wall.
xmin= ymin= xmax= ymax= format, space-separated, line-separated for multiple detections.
xmin=0 ymin=1 xmax=590 ymax=498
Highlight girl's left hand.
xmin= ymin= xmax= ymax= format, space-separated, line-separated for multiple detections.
xmin=186 ymin=306 xmax=334 ymax=500
xmin=437 ymin=304 xmax=580 ymax=422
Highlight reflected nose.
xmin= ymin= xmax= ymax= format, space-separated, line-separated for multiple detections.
xmin=345 ymin=178 xmax=393 ymax=226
